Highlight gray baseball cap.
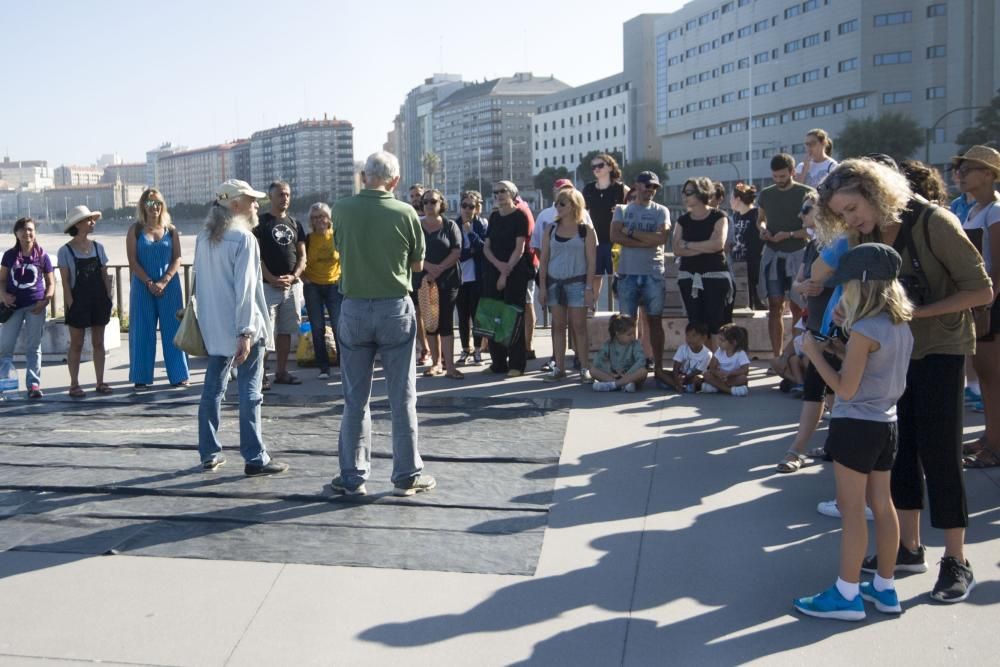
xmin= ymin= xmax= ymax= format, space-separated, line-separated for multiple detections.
xmin=831 ymin=243 xmax=902 ymax=285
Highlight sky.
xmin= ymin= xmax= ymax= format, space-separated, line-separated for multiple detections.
xmin=3 ymin=0 xmax=685 ymax=168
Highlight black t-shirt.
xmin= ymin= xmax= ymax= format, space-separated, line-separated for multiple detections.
xmin=416 ymin=218 xmax=462 ymax=290
xmin=730 ymin=208 xmax=762 ymax=262
xmin=487 ymin=208 xmax=531 ymax=266
xmin=678 ymin=210 xmax=728 ymax=273
xmin=254 ymin=212 xmax=306 ymax=276
xmin=583 ymin=181 xmax=627 ymax=245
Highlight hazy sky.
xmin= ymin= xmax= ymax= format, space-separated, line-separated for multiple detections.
xmin=3 ymin=0 xmax=684 ymax=168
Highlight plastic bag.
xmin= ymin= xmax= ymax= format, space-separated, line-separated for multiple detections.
xmin=0 ymin=358 xmax=19 ymax=397
xmin=296 ymin=326 xmax=338 ymax=367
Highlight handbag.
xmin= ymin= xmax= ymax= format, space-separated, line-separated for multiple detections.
xmin=417 ymin=279 xmax=440 ymax=335
xmin=174 ymin=296 xmax=207 ymax=356
xmin=474 ymin=297 xmax=523 ymax=347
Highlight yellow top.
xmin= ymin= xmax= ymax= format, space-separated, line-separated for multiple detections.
xmin=303 ymin=230 xmax=341 ymax=285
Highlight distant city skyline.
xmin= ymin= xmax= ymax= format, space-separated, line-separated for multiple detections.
xmin=4 ymin=0 xmax=677 ymax=169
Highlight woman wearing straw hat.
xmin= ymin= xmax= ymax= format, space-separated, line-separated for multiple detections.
xmin=58 ymin=205 xmax=114 ymax=397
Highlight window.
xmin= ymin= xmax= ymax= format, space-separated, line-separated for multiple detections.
xmin=848 ymin=96 xmax=867 ymax=109
xmin=785 ymin=74 xmax=801 ymax=87
xmin=838 ymin=57 xmax=858 ymax=72
xmin=926 ymin=86 xmax=946 ymax=99
xmin=668 ymin=55 xmax=681 ymax=65
xmin=793 ymin=109 xmax=809 ymax=120
xmin=833 ymin=101 xmax=845 ymax=113
xmin=933 ymin=127 xmax=946 ymax=143
xmin=693 ymin=129 xmax=706 ymax=140
xmin=802 ymin=0 xmax=819 ymax=11
xmin=754 ymin=83 xmax=771 ymax=96
xmin=813 ymin=104 xmax=831 ymax=117
xmin=686 ymin=47 xmax=697 ymax=58
xmin=738 ymin=25 xmax=752 ymax=38
xmin=874 ymin=11 xmax=912 ymax=26
xmin=686 ymin=75 xmax=698 ymax=85
xmin=784 ymin=5 xmax=800 ymax=19
xmin=763 ymin=115 xmax=778 ymax=126
xmin=721 ymin=32 xmax=734 ymax=44
xmin=699 ymin=42 xmax=712 ymax=53
xmin=754 ymin=19 xmax=769 ymax=32
xmin=784 ymin=40 xmax=800 ymax=53
xmin=721 ymin=92 xmax=735 ymax=103
xmin=874 ymin=51 xmax=912 ymax=65
xmin=686 ymin=19 xmax=697 ymax=31
xmin=927 ymin=45 xmax=946 ymax=58
xmin=739 ymin=0 xmax=752 ymax=6
xmin=722 ymin=1 xmax=734 ymax=13
xmin=803 ymin=68 xmax=821 ymax=82
xmin=699 ymin=71 xmax=711 ymax=82
xmin=838 ymin=18 xmax=858 ymax=34
xmin=738 ymin=88 xmax=750 ymax=99
xmin=738 ymin=57 xmax=750 ymax=69
xmin=882 ymin=91 xmax=912 ymax=104
xmin=802 ymin=33 xmax=821 ymax=48
xmin=927 ymin=4 xmax=946 ymax=17
xmin=754 ymin=51 xmax=770 ymax=64
xmin=721 ymin=62 xmax=734 ymax=73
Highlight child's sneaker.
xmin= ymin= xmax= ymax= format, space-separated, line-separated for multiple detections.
xmin=793 ymin=584 xmax=866 ymax=621
xmin=859 ymin=581 xmax=902 ymax=614
xmin=623 ymin=382 xmax=637 ymax=393
xmin=472 ymin=350 xmax=483 ymax=365
xmin=593 ymin=381 xmax=618 ymax=392
xmin=701 ymin=384 xmax=719 ymax=394
xmin=579 ymin=368 xmax=594 ymax=384
xmin=817 ymin=500 xmax=874 ymax=521
xmin=861 ymin=542 xmax=927 ymax=574
xmin=543 ymin=366 xmax=566 ymax=382
xmin=731 ymin=386 xmax=749 ymax=397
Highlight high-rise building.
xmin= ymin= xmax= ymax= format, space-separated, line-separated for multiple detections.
xmin=395 ymin=74 xmax=465 ymax=190
xmin=647 ymin=0 xmax=1000 ymax=197
xmin=531 ymin=73 xmax=632 ymax=182
xmin=145 ymin=143 xmax=186 ymax=190
xmin=433 ymin=72 xmax=570 ymax=197
xmin=102 ymin=162 xmax=148 ymax=187
xmin=157 ymin=141 xmax=250 ymax=206
xmin=249 ymin=118 xmax=355 ymax=202
xmin=55 ymin=165 xmax=104 ymax=187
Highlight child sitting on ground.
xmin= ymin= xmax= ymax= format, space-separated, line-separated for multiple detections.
xmin=591 ymin=314 xmax=648 ymax=392
xmin=666 ymin=321 xmax=713 ymax=392
xmin=702 ymin=324 xmax=751 ymax=396
xmin=793 ymin=243 xmax=914 ymax=621
xmin=772 ymin=315 xmax=807 ymax=394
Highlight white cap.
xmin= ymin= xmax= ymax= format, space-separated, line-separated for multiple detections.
xmin=217 ymin=179 xmax=266 ymax=203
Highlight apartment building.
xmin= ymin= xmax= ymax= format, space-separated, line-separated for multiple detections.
xmin=157 ymin=141 xmax=250 ymax=206
xmin=249 ymin=118 xmax=355 ymax=202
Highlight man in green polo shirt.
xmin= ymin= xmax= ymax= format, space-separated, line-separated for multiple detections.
xmin=757 ymin=153 xmax=815 ymax=357
xmin=330 ymin=151 xmax=434 ymax=498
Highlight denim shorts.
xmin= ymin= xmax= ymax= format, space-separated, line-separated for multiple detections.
xmin=617 ymin=274 xmax=665 ymax=317
xmin=546 ymin=280 xmax=587 ymax=308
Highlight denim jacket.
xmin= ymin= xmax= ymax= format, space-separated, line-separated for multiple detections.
xmin=457 ymin=216 xmax=489 ymax=283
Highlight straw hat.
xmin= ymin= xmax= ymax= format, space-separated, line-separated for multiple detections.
xmin=951 ymin=145 xmax=1000 ymax=180
xmin=64 ymin=205 xmax=102 ymax=234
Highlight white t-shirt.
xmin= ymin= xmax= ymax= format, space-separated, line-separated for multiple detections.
xmin=796 ymin=157 xmax=838 ymax=188
xmin=715 ymin=348 xmax=750 ymax=373
xmin=965 ymin=198 xmax=1000 ymax=274
xmin=531 ymin=206 xmax=593 ymax=250
xmin=673 ymin=344 xmax=713 ymax=375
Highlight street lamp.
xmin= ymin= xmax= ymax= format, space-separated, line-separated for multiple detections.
xmin=925 ymin=105 xmax=989 ymax=165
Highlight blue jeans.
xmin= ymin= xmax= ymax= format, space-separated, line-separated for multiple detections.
xmin=617 ymin=274 xmax=665 ymax=317
xmin=302 ymin=281 xmax=343 ymax=370
xmin=0 ymin=305 xmax=46 ymax=388
xmin=198 ymin=340 xmax=271 ymax=466
xmin=337 ymin=296 xmax=422 ymax=487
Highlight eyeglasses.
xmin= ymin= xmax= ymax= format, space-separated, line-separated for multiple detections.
xmin=591 ymin=162 xmax=606 ymax=170
xmin=957 ymin=165 xmax=987 ymax=176
xmin=460 ymin=203 xmax=476 ymax=210
xmin=422 ymin=198 xmax=441 ymax=205
xmin=799 ymin=204 xmax=814 ymax=216
xmin=493 ymin=189 xmax=509 ymax=196
xmin=144 ymin=200 xmax=163 ymax=208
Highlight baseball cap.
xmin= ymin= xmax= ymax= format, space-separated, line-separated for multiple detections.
xmin=217 ymin=179 xmax=267 ymax=202
xmin=635 ymin=171 xmax=660 ymax=187
xmin=553 ymin=178 xmax=573 ymax=190
xmin=831 ymin=243 xmax=902 ymax=285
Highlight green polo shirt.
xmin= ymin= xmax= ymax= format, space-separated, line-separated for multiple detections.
xmin=332 ymin=189 xmax=425 ymax=299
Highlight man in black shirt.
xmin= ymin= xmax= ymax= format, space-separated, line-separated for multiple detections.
xmin=254 ymin=180 xmax=307 ymax=387
xmin=409 ymin=184 xmax=425 ymax=215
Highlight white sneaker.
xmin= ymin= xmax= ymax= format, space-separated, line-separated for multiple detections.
xmin=543 ymin=366 xmax=566 ymax=382
xmin=623 ymin=382 xmax=636 ymax=393
xmin=580 ymin=368 xmax=593 ymax=384
xmin=731 ymin=386 xmax=749 ymax=397
xmin=317 ymin=370 xmax=330 ymax=380
xmin=702 ymin=384 xmax=719 ymax=393
xmin=592 ymin=381 xmax=618 ymax=392
xmin=817 ymin=500 xmax=874 ymax=521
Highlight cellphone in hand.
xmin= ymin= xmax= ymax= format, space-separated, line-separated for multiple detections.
xmin=810 ymin=330 xmax=829 ymax=343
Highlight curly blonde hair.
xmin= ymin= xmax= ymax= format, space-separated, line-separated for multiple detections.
xmin=814 ymin=159 xmax=912 ymax=247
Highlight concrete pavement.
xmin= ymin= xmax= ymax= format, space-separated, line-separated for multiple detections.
xmin=0 ymin=329 xmax=997 ymax=666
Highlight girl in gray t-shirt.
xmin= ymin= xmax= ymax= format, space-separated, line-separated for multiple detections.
xmin=794 ymin=243 xmax=914 ymax=621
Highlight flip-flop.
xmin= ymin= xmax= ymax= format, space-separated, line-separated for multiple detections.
xmin=963 ymin=448 xmax=1000 ymax=468
xmin=962 ymin=437 xmax=987 ymax=457
xmin=69 ymin=386 xmax=85 ymax=398
xmin=273 ymin=373 xmax=302 ymax=385
xmin=95 ymin=383 xmax=114 ymax=395
xmin=445 ymin=369 xmax=465 ymax=380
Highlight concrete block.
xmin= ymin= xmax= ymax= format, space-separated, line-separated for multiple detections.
xmin=7 ymin=316 xmax=121 ymax=362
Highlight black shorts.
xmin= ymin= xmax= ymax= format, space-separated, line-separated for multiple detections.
xmin=801 ymin=351 xmax=842 ymax=402
xmin=975 ymin=297 xmax=1000 ymax=342
xmin=65 ymin=292 xmax=112 ymax=329
xmin=826 ymin=417 xmax=897 ymax=474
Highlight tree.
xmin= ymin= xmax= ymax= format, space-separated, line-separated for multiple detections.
xmin=461 ymin=177 xmax=483 ymax=196
xmin=955 ymin=89 xmax=1000 ymax=152
xmin=533 ymin=166 xmax=572 ymax=195
xmin=575 ymin=149 xmax=624 ymax=185
xmin=622 ymin=159 xmax=669 ymax=187
xmin=422 ymin=152 xmax=441 ymax=188
xmin=836 ymin=112 xmax=925 ymax=162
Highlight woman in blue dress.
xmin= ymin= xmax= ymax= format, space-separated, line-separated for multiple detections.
xmin=126 ymin=188 xmax=189 ymax=388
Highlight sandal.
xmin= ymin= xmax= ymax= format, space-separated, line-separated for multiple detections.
xmin=417 ymin=351 xmax=431 ymax=365
xmin=445 ymin=369 xmax=465 ymax=380
xmin=172 ymin=380 xmax=190 ymax=387
xmin=962 ymin=437 xmax=987 ymax=457
xmin=273 ymin=372 xmax=302 ymax=385
xmin=806 ymin=446 xmax=830 ymax=460
xmin=69 ymin=386 xmax=85 ymax=398
xmin=262 ymin=374 xmax=272 ymax=391
xmin=422 ymin=366 xmax=444 ymax=377
xmin=95 ymin=383 xmax=114 ymax=395
xmin=776 ymin=451 xmax=806 ymax=473
xmin=963 ymin=448 xmax=1000 ymax=469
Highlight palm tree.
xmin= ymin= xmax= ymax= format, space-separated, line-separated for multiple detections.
xmin=422 ymin=152 xmax=441 ymax=188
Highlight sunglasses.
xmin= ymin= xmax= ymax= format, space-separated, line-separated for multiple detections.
xmin=460 ymin=203 xmax=476 ymax=210
xmin=799 ymin=204 xmax=814 ymax=216
xmin=682 ymin=189 xmax=698 ymax=196
xmin=957 ymin=165 xmax=987 ymax=176
xmin=422 ymin=198 xmax=441 ymax=205
xmin=493 ymin=189 xmax=509 ymax=196
xmin=591 ymin=162 xmax=606 ymax=170
xmin=144 ymin=200 xmax=163 ymax=208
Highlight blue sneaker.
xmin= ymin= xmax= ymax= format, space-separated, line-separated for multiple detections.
xmin=793 ymin=585 xmax=866 ymax=621
xmin=860 ymin=582 xmax=902 ymax=614
xmin=964 ymin=387 xmax=982 ymax=405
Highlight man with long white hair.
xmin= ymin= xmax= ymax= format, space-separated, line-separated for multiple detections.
xmin=330 ymin=152 xmax=434 ymax=497
xmin=194 ymin=179 xmax=288 ymax=476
